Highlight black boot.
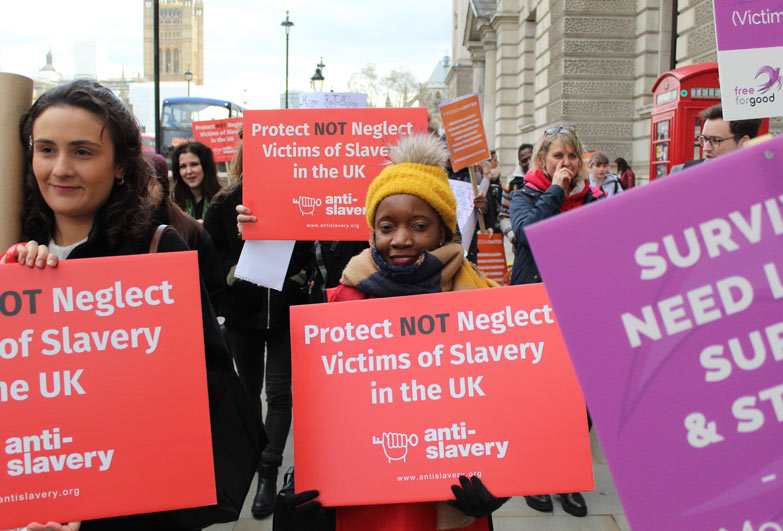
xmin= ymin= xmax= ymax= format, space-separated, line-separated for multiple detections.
xmin=252 ymin=464 xmax=278 ymax=519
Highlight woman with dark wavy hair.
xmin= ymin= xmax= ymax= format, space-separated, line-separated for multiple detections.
xmin=2 ymin=79 xmax=262 ymax=531
xmin=171 ymin=141 xmax=221 ymax=220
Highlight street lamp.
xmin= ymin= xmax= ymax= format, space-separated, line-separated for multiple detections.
xmin=281 ymin=11 xmax=294 ymax=108
xmin=184 ymin=67 xmax=193 ymax=97
xmin=310 ymin=63 xmax=325 ymax=92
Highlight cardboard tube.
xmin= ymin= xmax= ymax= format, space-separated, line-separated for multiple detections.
xmin=0 ymin=73 xmax=33 ymax=251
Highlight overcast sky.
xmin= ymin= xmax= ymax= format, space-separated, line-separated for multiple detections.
xmin=0 ymin=0 xmax=453 ymax=108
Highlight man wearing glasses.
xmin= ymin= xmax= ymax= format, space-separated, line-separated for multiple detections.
xmin=671 ymin=104 xmax=762 ymax=173
xmin=699 ymin=104 xmax=762 ymax=160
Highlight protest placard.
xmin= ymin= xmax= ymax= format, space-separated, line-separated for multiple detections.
xmin=0 ymin=252 xmax=214 ymax=529
xmin=192 ymin=118 xmax=243 ymax=162
xmin=299 ymin=92 xmax=367 ymax=109
xmin=289 ymin=284 xmax=593 ymax=506
xmin=440 ymin=94 xmax=490 ymax=172
xmin=713 ymin=0 xmax=783 ymax=120
xmin=242 ymin=108 xmax=428 ymax=241
xmin=476 ymin=233 xmax=508 ymax=285
xmin=526 ymin=137 xmax=783 ymax=531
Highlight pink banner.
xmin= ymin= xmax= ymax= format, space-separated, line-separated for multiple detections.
xmin=526 ymin=137 xmax=783 ymax=531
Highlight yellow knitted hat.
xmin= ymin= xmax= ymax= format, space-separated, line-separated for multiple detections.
xmin=365 ymin=135 xmax=457 ymax=233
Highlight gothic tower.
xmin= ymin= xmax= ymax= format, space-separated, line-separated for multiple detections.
xmin=143 ymin=0 xmax=204 ymax=85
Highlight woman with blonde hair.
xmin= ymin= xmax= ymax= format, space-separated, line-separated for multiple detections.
xmin=508 ymin=125 xmax=603 ymax=517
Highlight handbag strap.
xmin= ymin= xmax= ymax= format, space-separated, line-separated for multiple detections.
xmin=149 ymin=224 xmax=176 ymax=254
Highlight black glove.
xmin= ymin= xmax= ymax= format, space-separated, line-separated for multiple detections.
xmin=273 ymin=488 xmax=331 ymax=531
xmin=446 ymin=475 xmax=509 ymax=518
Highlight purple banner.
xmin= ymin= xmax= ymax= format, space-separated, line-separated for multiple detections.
xmin=713 ymin=0 xmax=783 ymax=51
xmin=526 ymin=137 xmax=783 ymax=531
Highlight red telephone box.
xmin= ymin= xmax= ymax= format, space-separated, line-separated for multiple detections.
xmin=650 ymin=63 xmax=769 ymax=180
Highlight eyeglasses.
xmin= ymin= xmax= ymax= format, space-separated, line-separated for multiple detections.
xmin=545 ymin=125 xmax=575 ymax=136
xmin=697 ymin=135 xmax=736 ymax=147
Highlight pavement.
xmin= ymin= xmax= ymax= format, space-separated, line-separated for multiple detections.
xmin=206 ymin=429 xmax=629 ymax=531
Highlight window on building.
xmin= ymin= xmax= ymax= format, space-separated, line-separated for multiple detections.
xmin=174 ymin=49 xmax=179 ymax=75
xmin=145 ymin=1 xmax=151 ymax=7
xmin=165 ymin=49 xmax=171 ymax=73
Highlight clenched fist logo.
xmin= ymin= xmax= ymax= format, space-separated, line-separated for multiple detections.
xmin=292 ymin=196 xmax=321 ymax=215
xmin=372 ymin=432 xmax=419 ymax=463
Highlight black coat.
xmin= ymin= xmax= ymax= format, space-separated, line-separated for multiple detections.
xmin=31 ymin=221 xmax=265 ymax=530
xmin=203 ymin=185 xmax=311 ymax=330
xmin=151 ymin=205 xmax=225 ymax=313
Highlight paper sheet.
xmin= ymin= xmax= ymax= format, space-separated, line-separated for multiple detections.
xmin=448 ymin=176 xmax=489 ymax=254
xmin=235 ymin=239 xmax=296 ymax=291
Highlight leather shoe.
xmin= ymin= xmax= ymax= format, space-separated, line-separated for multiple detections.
xmin=252 ymin=465 xmax=278 ymax=519
xmin=559 ymin=492 xmax=587 ymax=517
xmin=524 ymin=494 xmax=553 ymax=512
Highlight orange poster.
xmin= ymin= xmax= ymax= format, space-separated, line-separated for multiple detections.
xmin=289 ymin=284 xmax=593 ymax=506
xmin=0 ymin=253 xmax=214 ymax=529
xmin=440 ymin=94 xmax=490 ymax=172
xmin=476 ymin=233 xmax=509 ymax=285
xmin=242 ymin=108 xmax=428 ymax=241
xmin=192 ymin=118 xmax=243 ymax=162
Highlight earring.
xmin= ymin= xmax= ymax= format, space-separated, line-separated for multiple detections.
xmin=116 ymin=175 xmax=126 ymax=186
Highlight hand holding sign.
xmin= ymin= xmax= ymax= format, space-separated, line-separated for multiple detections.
xmin=447 ymin=475 xmax=508 ymax=518
xmin=26 ymin=521 xmax=81 ymax=531
xmin=2 ymin=241 xmax=58 ymax=268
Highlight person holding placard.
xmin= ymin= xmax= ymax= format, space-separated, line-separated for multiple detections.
xmin=171 ymin=141 xmax=221 ymax=221
xmin=508 ymin=125 xmax=602 ymax=517
xmin=205 ymin=137 xmax=311 ymax=520
xmin=254 ymin=133 xmax=507 ymax=531
xmin=2 ymin=80 xmax=264 ymax=531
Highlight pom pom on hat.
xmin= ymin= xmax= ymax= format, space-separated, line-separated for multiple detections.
xmin=366 ymin=134 xmax=457 ymax=234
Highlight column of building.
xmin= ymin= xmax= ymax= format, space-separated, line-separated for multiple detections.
xmin=632 ymin=1 xmax=667 ymax=185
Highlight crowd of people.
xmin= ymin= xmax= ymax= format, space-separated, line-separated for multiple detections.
xmin=1 ymin=79 xmax=766 ymax=531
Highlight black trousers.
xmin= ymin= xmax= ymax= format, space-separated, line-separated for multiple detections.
xmin=225 ymin=325 xmax=292 ymax=467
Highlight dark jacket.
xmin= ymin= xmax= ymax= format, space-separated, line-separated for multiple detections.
xmin=30 ymin=220 xmax=265 ymax=530
xmin=203 ymin=185 xmax=311 ymax=330
xmin=307 ymin=240 xmax=370 ymax=303
xmin=509 ymin=183 xmax=602 ymax=285
xmin=151 ymin=205 xmax=225 ymax=312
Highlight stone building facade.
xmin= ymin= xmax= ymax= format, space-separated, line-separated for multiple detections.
xmin=447 ymin=0 xmax=781 ymax=183
xmin=143 ymin=0 xmax=205 ymax=85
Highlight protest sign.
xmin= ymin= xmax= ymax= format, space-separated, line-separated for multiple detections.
xmin=192 ymin=118 xmax=242 ymax=162
xmin=476 ymin=233 xmax=508 ymax=285
xmin=713 ymin=0 xmax=783 ymax=120
xmin=299 ymin=92 xmax=367 ymax=109
xmin=440 ymin=94 xmax=490 ymax=172
xmin=526 ymin=137 xmax=783 ymax=531
xmin=242 ymin=108 xmax=428 ymax=241
xmin=289 ymin=284 xmax=593 ymax=506
xmin=0 ymin=252 xmax=214 ymax=529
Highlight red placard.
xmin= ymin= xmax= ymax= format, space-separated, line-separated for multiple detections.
xmin=476 ymin=233 xmax=509 ymax=285
xmin=440 ymin=94 xmax=491 ymax=172
xmin=192 ymin=118 xmax=243 ymax=163
xmin=0 ymin=253 xmax=214 ymax=529
xmin=290 ymin=284 xmax=593 ymax=506
xmin=242 ymin=108 xmax=428 ymax=241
